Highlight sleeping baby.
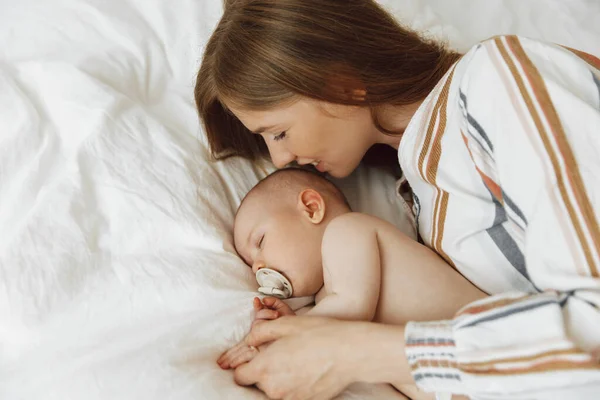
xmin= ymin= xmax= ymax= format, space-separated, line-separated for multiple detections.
xmin=219 ymin=168 xmax=485 ymax=400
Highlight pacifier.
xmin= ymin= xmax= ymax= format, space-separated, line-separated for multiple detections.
xmin=256 ymin=268 xmax=293 ymax=299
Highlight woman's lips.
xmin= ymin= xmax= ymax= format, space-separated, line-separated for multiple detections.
xmin=315 ymin=161 xmax=326 ymax=173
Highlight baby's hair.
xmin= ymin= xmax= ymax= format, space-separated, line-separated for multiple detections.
xmin=237 ymin=168 xmax=351 ymax=218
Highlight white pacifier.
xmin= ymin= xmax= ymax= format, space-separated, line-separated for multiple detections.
xmin=256 ymin=268 xmax=293 ymax=299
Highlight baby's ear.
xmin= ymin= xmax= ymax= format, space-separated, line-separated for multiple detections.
xmin=297 ymin=189 xmax=326 ymax=224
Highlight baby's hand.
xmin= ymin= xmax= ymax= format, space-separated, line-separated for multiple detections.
xmin=217 ymin=297 xmax=296 ymax=370
xmin=253 ymin=296 xmax=295 ymax=326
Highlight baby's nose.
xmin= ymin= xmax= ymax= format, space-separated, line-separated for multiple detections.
xmin=252 ymin=261 xmax=266 ymax=274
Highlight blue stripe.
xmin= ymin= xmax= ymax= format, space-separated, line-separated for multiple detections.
xmin=407 ymin=352 xmax=456 ymax=360
xmin=466 ymin=113 xmax=494 ymax=151
xmin=458 ymin=94 xmax=494 ymax=161
xmin=414 ymin=373 xmax=461 ymax=382
xmin=486 ymin=188 xmax=531 ymax=282
xmin=502 ymin=189 xmax=528 ymax=227
xmin=593 ymin=72 xmax=600 ymax=110
xmin=459 ymin=90 xmax=494 ymax=152
xmin=572 ymin=290 xmax=600 ymax=311
xmin=487 ymin=224 xmax=529 ymax=280
xmin=559 ymin=292 xmax=570 ymax=307
xmin=406 ymin=337 xmax=455 ymax=346
xmin=460 ymin=298 xmax=558 ymax=328
xmin=413 ymin=192 xmax=422 ymax=244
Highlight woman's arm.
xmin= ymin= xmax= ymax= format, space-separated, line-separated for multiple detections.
xmin=406 ymin=35 xmax=600 ymax=398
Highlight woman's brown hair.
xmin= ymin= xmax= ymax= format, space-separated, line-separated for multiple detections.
xmin=195 ymin=0 xmax=461 ymax=161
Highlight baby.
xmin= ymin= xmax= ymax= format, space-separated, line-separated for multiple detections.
xmin=219 ymin=168 xmax=485 ymax=400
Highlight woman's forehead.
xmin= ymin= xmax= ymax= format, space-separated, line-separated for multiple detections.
xmin=225 ymin=98 xmax=310 ymax=128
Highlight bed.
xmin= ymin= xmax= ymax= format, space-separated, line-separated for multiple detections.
xmin=1 ymin=0 xmax=598 ymax=399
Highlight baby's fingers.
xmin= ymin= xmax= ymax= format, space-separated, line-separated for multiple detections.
xmin=217 ymin=341 xmax=248 ymax=368
xmin=261 ymin=296 xmax=295 ymax=316
xmin=228 ymin=345 xmax=259 ymax=369
xmin=252 ymin=297 xmax=264 ymax=312
xmin=255 ymin=308 xmax=279 ymax=321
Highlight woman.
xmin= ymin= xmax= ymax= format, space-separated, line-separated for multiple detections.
xmin=195 ymin=0 xmax=600 ymax=399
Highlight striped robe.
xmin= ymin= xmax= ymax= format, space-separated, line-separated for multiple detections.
xmin=400 ymin=35 xmax=600 ymax=399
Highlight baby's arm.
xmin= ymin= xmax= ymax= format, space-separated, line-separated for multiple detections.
xmin=218 ymin=215 xmax=384 ymax=370
xmin=306 ymin=213 xmax=381 ymax=321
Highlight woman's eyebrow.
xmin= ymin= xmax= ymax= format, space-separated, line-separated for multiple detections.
xmin=252 ymin=125 xmax=275 ymax=134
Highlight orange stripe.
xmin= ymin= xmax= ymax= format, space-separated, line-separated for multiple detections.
xmin=406 ymin=342 xmax=456 ymax=349
xmin=461 ymin=133 xmax=503 ymax=203
xmin=560 ymin=45 xmax=600 ymax=70
xmin=430 ymin=193 xmax=442 ymax=253
xmin=425 ymin=68 xmax=457 ymax=266
xmin=460 ymin=347 xmax=582 ymax=369
xmin=417 ymin=90 xmax=447 ymax=181
xmin=485 ymin=41 xmax=589 ymax=276
xmin=425 ymin=71 xmax=454 ymax=185
xmin=416 ymin=74 xmax=449 ymax=254
xmin=463 ymin=359 xmax=600 ymax=375
xmin=478 ymin=172 xmax=502 ymax=203
xmin=506 ymin=36 xmax=600 ymax=277
xmin=411 ymin=358 xmax=599 ymax=375
xmin=410 ymin=359 xmax=459 ymax=372
xmin=498 ymin=36 xmax=600 ymax=277
xmin=434 ymin=192 xmax=454 ymax=266
xmin=457 ymin=294 xmax=530 ymax=316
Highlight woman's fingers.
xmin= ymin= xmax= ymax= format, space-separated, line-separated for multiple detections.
xmin=286 ymin=381 xmax=345 ymax=400
xmin=245 ymin=316 xmax=331 ymax=347
xmin=233 ymin=320 xmax=356 ymax=399
xmin=233 ymin=359 xmax=260 ymax=387
xmin=245 ymin=316 xmax=299 ymax=347
xmin=224 ymin=317 xmax=331 ymax=363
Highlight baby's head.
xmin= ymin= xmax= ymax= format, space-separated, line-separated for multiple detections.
xmin=234 ymin=168 xmax=351 ymax=297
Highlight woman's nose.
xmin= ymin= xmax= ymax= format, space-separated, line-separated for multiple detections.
xmin=252 ymin=261 xmax=266 ymax=274
xmin=269 ymin=146 xmax=295 ymax=169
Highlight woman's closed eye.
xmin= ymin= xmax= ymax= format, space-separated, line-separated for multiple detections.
xmin=273 ymin=131 xmax=287 ymax=141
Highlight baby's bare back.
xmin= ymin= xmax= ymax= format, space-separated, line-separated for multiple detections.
xmin=351 ymin=213 xmax=486 ymax=325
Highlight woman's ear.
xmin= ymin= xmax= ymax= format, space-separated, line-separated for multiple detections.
xmin=297 ymin=189 xmax=326 ymax=224
xmin=347 ymin=88 xmax=367 ymax=101
xmin=326 ymin=65 xmax=367 ymax=102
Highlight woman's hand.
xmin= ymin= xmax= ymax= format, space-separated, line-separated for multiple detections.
xmin=233 ymin=316 xmax=412 ymax=400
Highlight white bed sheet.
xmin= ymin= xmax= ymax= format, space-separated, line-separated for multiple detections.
xmin=0 ymin=0 xmax=598 ymax=399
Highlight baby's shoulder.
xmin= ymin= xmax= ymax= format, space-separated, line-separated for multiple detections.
xmin=328 ymin=211 xmax=380 ymax=228
xmin=323 ymin=212 xmax=383 ymax=243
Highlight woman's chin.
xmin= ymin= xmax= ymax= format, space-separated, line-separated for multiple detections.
xmin=321 ymin=168 xmax=340 ymax=178
xmin=326 ymin=163 xmax=359 ymax=179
